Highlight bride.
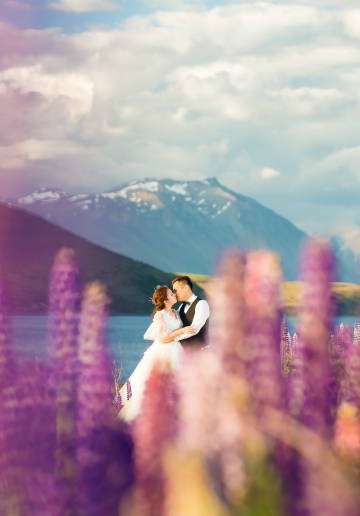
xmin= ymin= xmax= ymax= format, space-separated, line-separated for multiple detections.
xmin=118 ymin=285 xmax=196 ymax=422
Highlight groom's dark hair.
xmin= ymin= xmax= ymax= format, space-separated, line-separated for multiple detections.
xmin=171 ymin=275 xmax=193 ymax=291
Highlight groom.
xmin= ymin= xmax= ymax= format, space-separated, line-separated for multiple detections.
xmin=172 ymin=275 xmax=210 ymax=349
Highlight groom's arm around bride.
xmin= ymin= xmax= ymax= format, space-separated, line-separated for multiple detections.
xmin=172 ymin=275 xmax=210 ymax=349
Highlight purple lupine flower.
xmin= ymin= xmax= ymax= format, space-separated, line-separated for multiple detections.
xmin=18 ymin=359 xmax=61 ymax=516
xmin=77 ymin=282 xmax=133 ymax=516
xmin=0 ymin=283 xmax=14 ymax=384
xmin=126 ymin=379 xmax=132 ymax=400
xmin=133 ymin=360 xmax=177 ymax=516
xmin=343 ymin=330 xmax=360 ymax=408
xmin=328 ymin=324 xmax=351 ymax=426
xmin=210 ymin=249 xmax=247 ymax=377
xmin=114 ymin=392 xmax=123 ymax=411
xmin=206 ymin=250 xmax=248 ymax=503
xmin=48 ymin=248 xmax=81 ymax=510
xmin=244 ymin=250 xmax=285 ymax=416
xmin=290 ymin=238 xmax=334 ymax=437
xmin=287 ymin=239 xmax=360 ymax=516
xmin=0 ymin=283 xmax=24 ymax=508
xmin=280 ymin=317 xmax=292 ymax=377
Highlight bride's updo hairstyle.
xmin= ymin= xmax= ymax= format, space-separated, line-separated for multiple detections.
xmin=151 ymin=285 xmax=168 ymax=318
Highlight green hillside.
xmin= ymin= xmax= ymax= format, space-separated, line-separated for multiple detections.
xmin=0 ymin=204 xmax=203 ymax=314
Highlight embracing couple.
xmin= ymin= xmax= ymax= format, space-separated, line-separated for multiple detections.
xmin=118 ymin=275 xmax=210 ymax=422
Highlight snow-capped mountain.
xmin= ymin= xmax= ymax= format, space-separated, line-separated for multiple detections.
xmin=4 ymin=177 xmax=357 ymax=280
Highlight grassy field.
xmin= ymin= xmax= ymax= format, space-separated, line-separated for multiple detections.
xmin=179 ymin=273 xmax=360 ymax=316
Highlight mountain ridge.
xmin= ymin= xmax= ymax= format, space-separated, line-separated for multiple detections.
xmin=0 ymin=202 xmax=205 ymax=314
xmin=3 ymin=177 xmax=358 ymax=282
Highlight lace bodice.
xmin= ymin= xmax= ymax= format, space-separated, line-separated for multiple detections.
xmin=143 ymin=309 xmax=182 ymax=341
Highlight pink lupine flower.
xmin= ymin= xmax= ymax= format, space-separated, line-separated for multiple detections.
xmin=344 ymin=332 xmax=360 ymax=408
xmin=0 ymin=284 xmax=13 ymax=384
xmin=133 ymin=360 xmax=176 ymax=516
xmin=207 ymin=250 xmax=248 ymax=503
xmin=281 ymin=317 xmax=293 ymax=377
xmin=210 ymin=249 xmax=247 ymax=377
xmin=76 ymin=282 xmax=133 ymax=515
xmin=244 ymin=251 xmax=285 ymax=416
xmin=291 ymin=239 xmax=334 ymax=436
xmin=48 ymin=248 xmax=81 ymax=511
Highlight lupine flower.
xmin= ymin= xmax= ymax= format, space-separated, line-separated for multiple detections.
xmin=327 ymin=324 xmax=351 ymax=426
xmin=0 ymin=283 xmax=24 ymax=510
xmin=48 ymin=248 xmax=81 ymax=512
xmin=291 ymin=239 xmax=334 ymax=436
xmin=244 ymin=251 xmax=285 ymax=417
xmin=280 ymin=317 xmax=292 ymax=377
xmin=76 ymin=282 xmax=133 ymax=516
xmin=343 ymin=331 xmax=360 ymax=408
xmin=132 ymin=360 xmax=177 ymax=516
xmin=0 ymin=283 xmax=13 ymax=384
xmin=210 ymin=249 xmax=247 ymax=377
xmin=207 ymin=250 xmax=248 ymax=504
xmin=18 ymin=360 xmax=60 ymax=516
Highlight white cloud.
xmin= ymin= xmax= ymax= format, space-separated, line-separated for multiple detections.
xmin=0 ymin=64 xmax=94 ymax=119
xmin=0 ymin=139 xmax=83 ymax=169
xmin=342 ymin=9 xmax=360 ymax=40
xmin=261 ymin=167 xmax=280 ymax=179
xmin=0 ymin=3 xmax=360 ymax=233
xmin=48 ymin=0 xmax=119 ymax=12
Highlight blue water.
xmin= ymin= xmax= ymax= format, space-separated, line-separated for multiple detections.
xmin=9 ymin=315 xmax=360 ymax=381
xmin=10 ymin=315 xmax=152 ymax=381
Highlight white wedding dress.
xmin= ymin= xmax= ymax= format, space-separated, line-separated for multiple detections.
xmin=118 ymin=309 xmax=184 ymax=422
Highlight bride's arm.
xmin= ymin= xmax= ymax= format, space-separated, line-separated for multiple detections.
xmin=159 ymin=326 xmax=195 ymax=344
xmin=154 ymin=312 xmax=196 ymax=344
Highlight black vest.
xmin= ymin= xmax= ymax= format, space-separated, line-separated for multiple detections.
xmin=179 ymin=297 xmax=209 ymax=348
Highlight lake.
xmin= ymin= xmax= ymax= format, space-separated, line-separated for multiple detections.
xmin=9 ymin=315 xmax=360 ymax=381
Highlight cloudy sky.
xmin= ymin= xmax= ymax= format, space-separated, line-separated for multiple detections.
xmin=0 ymin=0 xmax=360 ymax=234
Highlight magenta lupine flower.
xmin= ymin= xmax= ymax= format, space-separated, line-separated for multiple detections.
xmin=327 ymin=324 xmax=351 ymax=425
xmin=18 ymin=360 xmax=61 ymax=516
xmin=207 ymin=250 xmax=248 ymax=502
xmin=344 ymin=330 xmax=360 ymax=408
xmin=0 ymin=284 xmax=14 ymax=384
xmin=287 ymin=239 xmax=360 ymax=516
xmin=133 ymin=360 xmax=177 ymax=516
xmin=0 ymin=284 xmax=25 ymax=507
xmin=48 ymin=248 xmax=81 ymax=510
xmin=210 ymin=249 xmax=247 ymax=377
xmin=280 ymin=317 xmax=292 ymax=377
xmin=76 ymin=282 xmax=133 ymax=516
xmin=126 ymin=379 xmax=132 ymax=400
xmin=176 ymin=350 xmax=221 ymax=456
xmin=244 ymin=250 xmax=285 ymax=416
xmin=290 ymin=238 xmax=334 ymax=436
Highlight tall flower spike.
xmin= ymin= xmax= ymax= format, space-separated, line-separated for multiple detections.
xmin=48 ymin=248 xmax=81 ymax=512
xmin=280 ymin=317 xmax=292 ymax=377
xmin=244 ymin=250 xmax=285 ymax=417
xmin=289 ymin=239 xmax=358 ymax=516
xmin=133 ymin=360 xmax=177 ymax=516
xmin=0 ymin=282 xmax=13 ymax=384
xmin=291 ymin=238 xmax=334 ymax=437
xmin=0 ymin=282 xmax=21 ymax=509
xmin=207 ymin=250 xmax=248 ymax=504
xmin=344 ymin=330 xmax=360 ymax=408
xmin=76 ymin=282 xmax=130 ymax=516
xmin=210 ymin=249 xmax=247 ymax=376
xmin=328 ymin=324 xmax=351 ymax=426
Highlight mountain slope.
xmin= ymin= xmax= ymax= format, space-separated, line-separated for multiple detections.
xmin=6 ymin=178 xmax=308 ymax=279
xmin=0 ymin=203 xmax=198 ymax=314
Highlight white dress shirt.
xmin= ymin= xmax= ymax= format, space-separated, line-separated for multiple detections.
xmin=177 ymin=294 xmax=210 ymax=340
